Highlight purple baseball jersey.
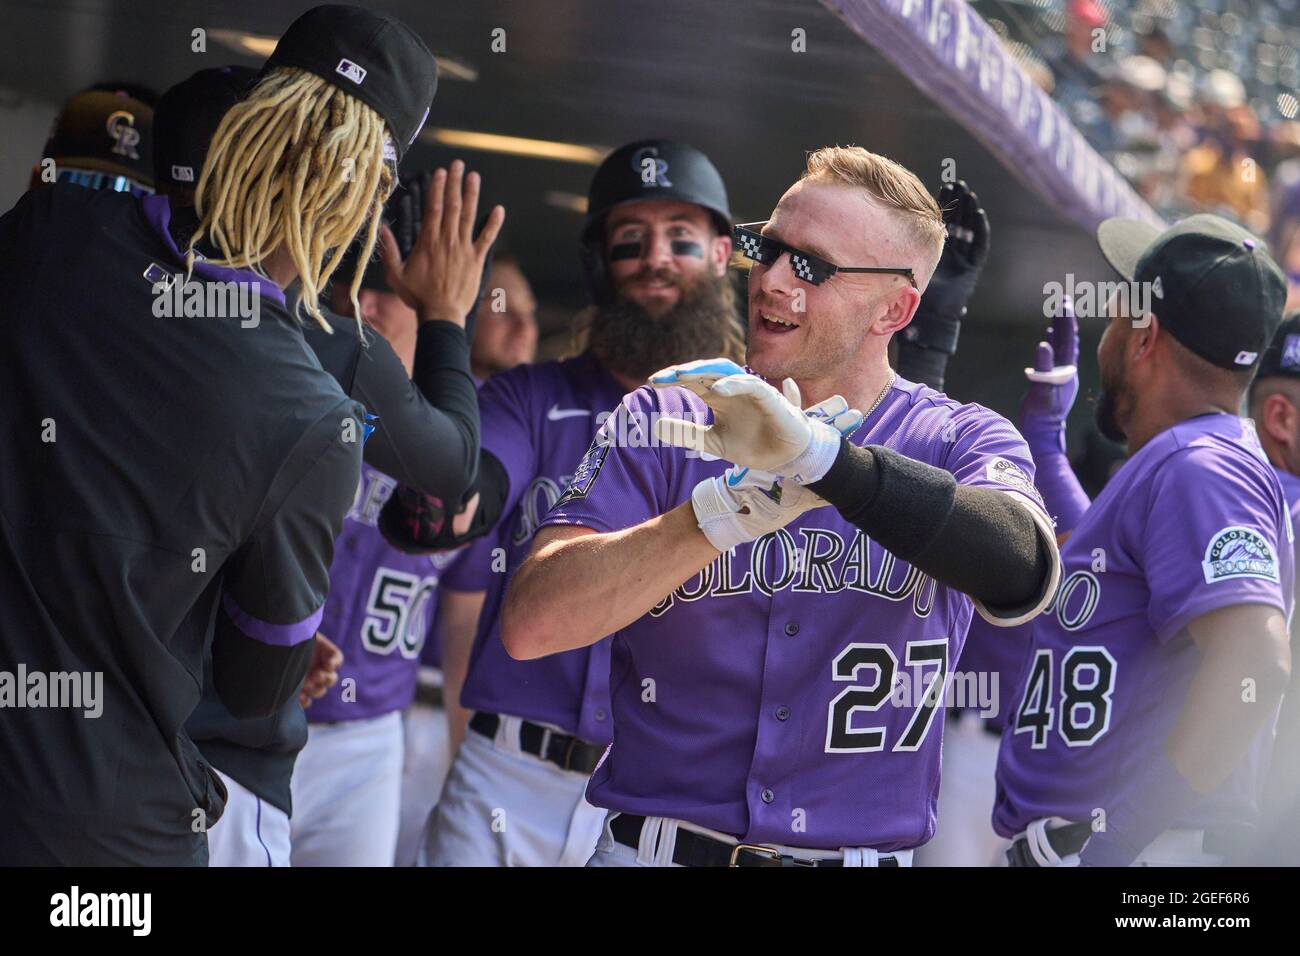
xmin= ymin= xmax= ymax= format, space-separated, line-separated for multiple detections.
xmin=1274 ymin=465 xmax=1300 ymax=531
xmin=307 ymin=463 xmax=457 ymax=723
xmin=994 ymin=414 xmax=1294 ymax=838
xmin=450 ymin=352 xmax=628 ymax=744
xmin=540 ymin=376 xmax=1051 ymax=850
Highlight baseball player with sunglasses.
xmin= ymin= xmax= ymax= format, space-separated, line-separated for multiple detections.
xmin=501 ymin=145 xmax=1060 ymax=868
xmin=386 ymin=139 xmax=746 ymax=867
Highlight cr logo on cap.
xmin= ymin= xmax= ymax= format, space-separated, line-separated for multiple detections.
xmin=1283 ymin=334 xmax=1300 ymax=370
xmin=335 ymin=59 xmax=367 ymax=85
xmin=106 ymin=111 xmax=140 ymax=160
xmin=632 ymin=146 xmax=671 ymax=188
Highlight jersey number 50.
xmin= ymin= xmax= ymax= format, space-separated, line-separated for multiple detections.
xmin=824 ymin=640 xmax=948 ymax=754
xmin=361 ymin=569 xmax=438 ymax=659
xmin=1014 ymin=647 xmax=1117 ymax=749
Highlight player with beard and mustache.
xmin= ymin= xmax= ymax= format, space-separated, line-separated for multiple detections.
xmin=578 ymin=236 xmax=741 ymax=383
xmin=378 ymin=139 xmax=742 ymax=866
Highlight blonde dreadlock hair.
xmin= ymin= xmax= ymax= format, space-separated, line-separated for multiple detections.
xmin=189 ymin=67 xmax=395 ymax=332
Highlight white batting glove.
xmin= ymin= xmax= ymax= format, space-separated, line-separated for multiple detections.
xmin=691 ymin=467 xmax=824 ymax=553
xmin=687 ymin=388 xmax=866 ymax=551
xmin=650 ymin=359 xmax=862 ymax=484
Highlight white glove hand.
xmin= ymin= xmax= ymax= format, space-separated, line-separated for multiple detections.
xmin=650 ymin=359 xmax=862 ymax=484
xmin=691 ymin=467 xmax=824 ymax=553
xmin=687 ymin=391 xmax=867 ymax=552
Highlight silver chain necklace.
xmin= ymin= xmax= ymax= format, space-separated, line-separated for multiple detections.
xmin=864 ymin=371 xmax=896 ymax=419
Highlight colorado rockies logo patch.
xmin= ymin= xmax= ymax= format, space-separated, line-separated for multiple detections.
xmin=985 ymin=457 xmax=1034 ymax=494
xmin=555 ymin=435 xmax=610 ymax=506
xmin=1201 ymin=526 xmax=1279 ymax=584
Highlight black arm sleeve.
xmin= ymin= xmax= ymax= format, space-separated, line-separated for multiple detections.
xmin=211 ymin=610 xmax=314 ymax=720
xmin=353 ymin=320 xmax=480 ymax=503
xmin=213 ymin=399 xmax=363 ymax=718
xmin=378 ymin=449 xmax=510 ymax=554
xmin=808 ymin=439 xmax=1051 ymax=610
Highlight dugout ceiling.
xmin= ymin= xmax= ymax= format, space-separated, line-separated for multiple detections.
xmin=0 ymin=0 xmax=1116 ymax=331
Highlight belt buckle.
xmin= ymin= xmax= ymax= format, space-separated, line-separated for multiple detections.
xmin=562 ymin=736 xmax=579 ymax=771
xmin=729 ymin=843 xmax=783 ymax=867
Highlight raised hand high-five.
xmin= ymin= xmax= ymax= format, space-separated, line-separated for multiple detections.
xmin=1020 ymin=295 xmax=1080 ymax=444
xmin=380 ymin=159 xmax=505 ymax=326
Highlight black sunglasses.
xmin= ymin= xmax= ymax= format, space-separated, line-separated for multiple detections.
xmin=733 ymin=221 xmax=916 ymax=289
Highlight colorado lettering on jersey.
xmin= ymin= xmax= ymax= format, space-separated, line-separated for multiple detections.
xmin=514 ymin=473 xmax=575 ymax=545
xmin=348 ymin=470 xmax=398 ymax=526
xmin=1045 ymin=569 xmax=1102 ymax=631
xmin=650 ymin=525 xmax=936 ymax=617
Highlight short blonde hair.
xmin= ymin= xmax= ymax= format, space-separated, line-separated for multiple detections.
xmin=802 ymin=146 xmax=945 ymax=288
xmin=190 ymin=67 xmax=394 ymax=332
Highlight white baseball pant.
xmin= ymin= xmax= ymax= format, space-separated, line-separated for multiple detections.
xmin=289 ymin=710 xmax=404 ymax=866
xmin=394 ymin=699 xmax=452 ymax=866
xmin=206 ymin=770 xmax=291 ymax=867
xmin=423 ymin=714 xmax=606 ymax=867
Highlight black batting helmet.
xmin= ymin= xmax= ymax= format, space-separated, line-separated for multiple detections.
xmin=581 ymin=138 xmax=731 ymax=303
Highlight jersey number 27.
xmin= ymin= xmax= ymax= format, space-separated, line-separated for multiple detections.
xmin=824 ymin=639 xmax=948 ymax=753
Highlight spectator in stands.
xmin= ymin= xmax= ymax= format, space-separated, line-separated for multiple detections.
xmin=1181 ymin=70 xmax=1270 ymax=234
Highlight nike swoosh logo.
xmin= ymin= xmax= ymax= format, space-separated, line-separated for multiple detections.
xmin=547 ymin=405 xmax=591 ymax=421
xmin=727 ymin=468 xmax=750 ymax=487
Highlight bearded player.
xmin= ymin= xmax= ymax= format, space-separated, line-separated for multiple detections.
xmin=381 ymin=139 xmax=744 ymax=866
xmin=502 ymin=146 xmax=1060 ymax=867
xmin=994 ymin=214 xmax=1291 ymax=866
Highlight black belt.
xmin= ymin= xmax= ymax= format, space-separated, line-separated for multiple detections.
xmin=610 ymin=813 xmax=899 ymax=868
xmin=1007 ymin=822 xmax=1237 ymax=866
xmin=1006 ymin=822 xmax=1093 ymax=867
xmin=414 ymin=683 xmax=444 ymax=709
xmin=468 ymin=711 xmax=604 ymax=775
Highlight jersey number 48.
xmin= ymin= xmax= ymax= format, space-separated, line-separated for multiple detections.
xmin=1014 ymin=647 xmax=1117 ymax=749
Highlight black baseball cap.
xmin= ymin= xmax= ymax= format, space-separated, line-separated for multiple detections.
xmin=583 ymin=139 xmax=732 ymax=242
xmin=1096 ymin=213 xmax=1286 ymax=370
xmin=1256 ymin=311 xmax=1300 ymax=380
xmin=43 ymin=89 xmax=154 ymax=187
xmin=262 ymin=4 xmax=436 ymax=160
xmin=153 ymin=66 xmax=258 ymax=190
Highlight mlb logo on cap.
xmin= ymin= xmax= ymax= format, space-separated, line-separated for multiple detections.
xmin=335 ymin=58 xmax=367 ymax=85
xmin=171 ymin=164 xmax=194 ymax=183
